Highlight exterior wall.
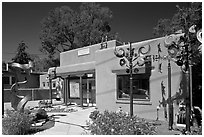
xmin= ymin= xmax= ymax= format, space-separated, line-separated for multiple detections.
xmin=95 ymin=37 xmax=182 ymax=121
xmin=60 ymin=40 xmax=122 ymax=67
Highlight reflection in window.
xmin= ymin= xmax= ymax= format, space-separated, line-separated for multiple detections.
xmin=117 ymin=74 xmax=150 ymax=100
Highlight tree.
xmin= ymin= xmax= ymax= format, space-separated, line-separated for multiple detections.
xmin=30 ymin=55 xmax=60 ymax=72
xmin=153 ymin=2 xmax=202 ymax=108
xmin=153 ymin=3 xmax=202 ymax=38
xmin=40 ymin=6 xmax=78 ymax=55
xmin=76 ymin=2 xmax=113 ymax=47
xmin=39 ymin=2 xmax=116 ymax=58
xmin=12 ymin=41 xmax=32 ymax=64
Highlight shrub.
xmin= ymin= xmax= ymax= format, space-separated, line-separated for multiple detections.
xmin=180 ymin=126 xmax=202 ymax=135
xmin=190 ymin=126 xmax=202 ymax=135
xmin=88 ymin=110 xmax=156 ymax=135
xmin=2 ymin=110 xmax=33 ymax=135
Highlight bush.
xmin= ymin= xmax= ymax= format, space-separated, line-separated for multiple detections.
xmin=88 ymin=110 xmax=156 ymax=135
xmin=180 ymin=126 xmax=202 ymax=135
xmin=190 ymin=126 xmax=202 ymax=135
xmin=2 ymin=110 xmax=33 ymax=135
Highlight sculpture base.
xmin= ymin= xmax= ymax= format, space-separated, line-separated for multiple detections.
xmin=31 ymin=116 xmax=55 ymax=131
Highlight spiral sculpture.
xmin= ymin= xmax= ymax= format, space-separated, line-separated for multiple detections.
xmin=9 ymin=61 xmax=33 ymax=112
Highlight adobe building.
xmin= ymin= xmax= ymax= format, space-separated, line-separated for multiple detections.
xmin=40 ymin=74 xmax=62 ymax=90
xmin=48 ymin=35 xmax=184 ymax=121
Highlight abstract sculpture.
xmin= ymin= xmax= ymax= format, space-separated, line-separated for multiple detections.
xmin=9 ymin=61 xmax=33 ymax=112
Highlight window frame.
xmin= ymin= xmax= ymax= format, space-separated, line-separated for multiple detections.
xmin=116 ymin=73 xmax=151 ymax=101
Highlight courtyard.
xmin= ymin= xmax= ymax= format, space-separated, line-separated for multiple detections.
xmin=3 ymin=100 xmax=186 ymax=135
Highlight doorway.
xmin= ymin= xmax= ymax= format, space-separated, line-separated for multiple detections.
xmin=86 ymin=79 xmax=96 ymax=106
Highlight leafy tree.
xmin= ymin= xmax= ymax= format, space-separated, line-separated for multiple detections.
xmin=77 ymin=2 xmax=114 ymax=46
xmin=30 ymin=55 xmax=60 ymax=72
xmin=153 ymin=3 xmax=202 ymax=38
xmin=40 ymin=6 xmax=78 ymax=55
xmin=12 ymin=41 xmax=32 ymax=64
xmin=40 ymin=57 xmax=60 ymax=71
xmin=39 ymin=2 xmax=116 ymax=57
xmin=153 ymin=2 xmax=202 ymax=108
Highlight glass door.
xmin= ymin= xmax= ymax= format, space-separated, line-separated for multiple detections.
xmin=87 ymin=79 xmax=96 ymax=106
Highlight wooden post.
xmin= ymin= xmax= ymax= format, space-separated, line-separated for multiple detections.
xmin=79 ymin=76 xmax=83 ymax=107
xmin=49 ymin=76 xmax=52 ymax=104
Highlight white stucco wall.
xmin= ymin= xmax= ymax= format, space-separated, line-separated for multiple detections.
xmin=95 ymin=37 xmax=182 ymax=121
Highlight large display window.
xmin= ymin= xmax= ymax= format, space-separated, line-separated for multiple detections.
xmin=117 ymin=74 xmax=150 ymax=100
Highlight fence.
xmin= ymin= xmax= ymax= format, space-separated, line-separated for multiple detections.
xmin=3 ymin=88 xmax=57 ymax=103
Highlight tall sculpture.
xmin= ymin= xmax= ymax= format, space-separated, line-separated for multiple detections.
xmin=9 ymin=61 xmax=33 ymax=112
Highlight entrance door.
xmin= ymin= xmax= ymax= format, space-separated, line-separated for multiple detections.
xmin=87 ymin=79 xmax=96 ymax=106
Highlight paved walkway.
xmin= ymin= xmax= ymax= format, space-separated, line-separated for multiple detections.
xmin=34 ymin=106 xmax=95 ymax=135
xmin=154 ymin=121 xmax=182 ymax=135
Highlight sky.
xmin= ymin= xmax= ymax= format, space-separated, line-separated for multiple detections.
xmin=2 ymin=1 xmax=190 ymax=62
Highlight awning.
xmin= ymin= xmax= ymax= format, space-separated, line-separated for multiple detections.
xmin=48 ymin=61 xmax=95 ymax=78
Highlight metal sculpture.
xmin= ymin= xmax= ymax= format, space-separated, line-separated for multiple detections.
xmin=159 ymin=81 xmax=168 ymax=120
xmin=114 ymin=42 xmax=151 ymax=116
xmin=9 ymin=61 xmax=33 ymax=112
xmin=164 ymin=24 xmax=202 ymax=131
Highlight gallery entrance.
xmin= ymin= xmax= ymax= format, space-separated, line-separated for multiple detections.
xmin=66 ymin=73 xmax=96 ymax=107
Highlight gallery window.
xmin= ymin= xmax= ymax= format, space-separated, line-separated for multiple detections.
xmin=117 ymin=74 xmax=150 ymax=100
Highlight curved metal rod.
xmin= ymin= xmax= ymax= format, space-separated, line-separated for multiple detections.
xmin=132 ymin=44 xmax=150 ymax=67
xmin=138 ymin=44 xmax=151 ymax=55
xmin=17 ymin=95 xmax=31 ymax=112
xmin=114 ymin=44 xmax=125 ymax=58
xmin=10 ymin=61 xmax=33 ymax=70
